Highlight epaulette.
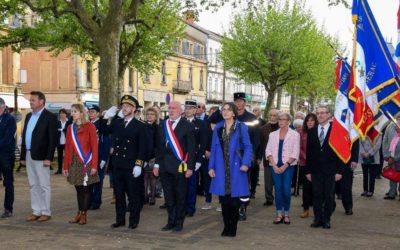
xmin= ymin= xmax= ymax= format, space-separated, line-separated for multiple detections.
xmin=244 ymin=120 xmax=260 ymax=127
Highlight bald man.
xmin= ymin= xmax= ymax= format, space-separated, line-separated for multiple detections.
xmin=153 ymin=101 xmax=196 ymax=232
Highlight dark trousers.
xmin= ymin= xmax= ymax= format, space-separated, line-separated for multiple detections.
xmin=312 ymin=173 xmax=335 ymax=223
xmin=300 ymin=167 xmax=313 ymax=210
xmin=249 ymin=162 xmax=260 ymax=195
xmin=264 ymin=166 xmax=274 ymax=202
xmin=0 ymin=155 xmax=14 ymax=212
xmin=160 ymin=172 xmax=187 ymax=227
xmin=144 ymin=171 xmax=157 ymax=203
xmin=114 ymin=168 xmax=143 ymax=225
xmin=56 ymin=145 xmax=65 ymax=173
xmin=75 ymin=184 xmax=93 ymax=211
xmin=186 ymin=171 xmax=197 ymax=214
xmin=339 ymin=167 xmax=353 ymax=211
xmin=220 ymin=195 xmax=240 ymax=236
xmin=362 ymin=164 xmax=378 ymax=193
xmin=200 ymin=159 xmax=212 ymax=203
xmin=90 ymin=166 xmax=106 ymax=208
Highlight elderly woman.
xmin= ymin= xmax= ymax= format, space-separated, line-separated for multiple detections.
xmin=266 ymin=112 xmax=300 ymax=224
xmin=63 ymin=103 xmax=99 ymax=225
xmin=360 ymin=135 xmax=382 ymax=197
xmin=382 ymin=114 xmax=400 ymax=200
xmin=209 ymin=102 xmax=252 ymax=237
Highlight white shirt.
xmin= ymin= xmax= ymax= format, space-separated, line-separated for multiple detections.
xmin=169 ymin=116 xmax=181 ymax=130
xmin=318 ymin=122 xmax=330 ymax=143
xmin=124 ymin=117 xmax=134 ymax=127
xmin=59 ymin=120 xmax=66 ymax=145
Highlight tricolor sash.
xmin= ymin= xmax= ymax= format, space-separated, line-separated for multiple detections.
xmin=70 ymin=123 xmax=93 ymax=186
xmin=164 ymin=119 xmax=188 ymax=173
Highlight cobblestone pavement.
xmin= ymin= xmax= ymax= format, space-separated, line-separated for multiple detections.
xmin=0 ymin=169 xmax=399 ymax=250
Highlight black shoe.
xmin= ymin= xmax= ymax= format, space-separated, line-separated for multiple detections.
xmin=173 ymin=225 xmax=183 ymax=232
xmin=0 ymin=210 xmax=12 ymax=219
xmin=111 ymin=222 xmax=126 ymax=228
xmin=149 ymin=201 xmax=155 ymax=206
xmin=239 ymin=207 xmax=247 ymax=221
xmin=360 ymin=191 xmax=367 ymax=196
xmin=345 ymin=209 xmax=353 ymax=215
xmin=89 ymin=205 xmax=100 ymax=210
xmin=263 ymin=200 xmax=273 ymax=206
xmin=336 ymin=194 xmax=342 ymax=200
xmin=310 ymin=221 xmax=323 ymax=228
xmin=384 ymin=196 xmax=395 ymax=200
xmin=161 ymin=224 xmax=175 ymax=231
xmin=366 ymin=192 xmax=373 ymax=197
xmin=54 ymin=171 xmax=62 ymax=175
xmin=128 ymin=223 xmax=138 ymax=229
xmin=155 ymin=193 xmax=162 ymax=198
xmin=376 ymin=175 xmax=381 ymax=179
xmin=186 ymin=213 xmax=194 ymax=217
xmin=159 ymin=204 xmax=167 ymax=209
xmin=250 ymin=193 xmax=255 ymax=199
xmin=323 ymin=222 xmax=331 ymax=229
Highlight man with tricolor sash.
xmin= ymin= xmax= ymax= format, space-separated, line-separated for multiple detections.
xmin=153 ymin=101 xmax=196 ymax=232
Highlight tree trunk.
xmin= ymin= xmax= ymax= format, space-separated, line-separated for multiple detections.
xmin=276 ymin=88 xmax=282 ymax=110
xmin=309 ymin=96 xmax=315 ymax=113
xmin=97 ymin=34 xmax=121 ymax=111
xmin=263 ymin=87 xmax=276 ymax=119
xmin=289 ymin=94 xmax=296 ymax=117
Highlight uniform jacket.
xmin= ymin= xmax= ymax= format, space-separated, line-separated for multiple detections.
xmin=0 ymin=112 xmax=16 ymax=155
xmin=237 ymin=110 xmax=260 ymax=159
xmin=186 ymin=117 xmax=208 ymax=163
xmin=63 ymin=122 xmax=98 ymax=170
xmin=21 ymin=108 xmax=58 ymax=161
xmin=155 ymin=118 xmax=196 ymax=174
xmin=106 ymin=118 xmax=147 ymax=170
xmin=305 ymin=123 xmax=345 ymax=175
xmin=208 ymin=121 xmax=253 ymax=197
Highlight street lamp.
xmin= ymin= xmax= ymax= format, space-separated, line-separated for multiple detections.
xmin=13 ymin=69 xmax=27 ymax=122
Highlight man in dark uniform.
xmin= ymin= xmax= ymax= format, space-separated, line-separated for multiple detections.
xmin=183 ymin=100 xmax=207 ymax=217
xmin=234 ymin=92 xmax=260 ymax=221
xmin=88 ymin=105 xmax=111 ymax=210
xmin=105 ymin=95 xmax=146 ymax=229
xmin=153 ymin=101 xmax=196 ymax=232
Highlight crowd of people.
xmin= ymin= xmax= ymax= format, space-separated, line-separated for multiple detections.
xmin=0 ymin=91 xmax=399 ymax=237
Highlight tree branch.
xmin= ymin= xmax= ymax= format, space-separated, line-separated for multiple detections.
xmin=69 ymin=0 xmax=101 ymax=36
xmin=21 ymin=0 xmax=75 ymax=17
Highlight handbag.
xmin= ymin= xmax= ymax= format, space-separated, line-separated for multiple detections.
xmin=362 ymin=156 xmax=375 ymax=165
xmin=382 ymin=163 xmax=400 ymax=182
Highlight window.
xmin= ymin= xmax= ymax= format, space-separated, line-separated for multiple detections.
xmin=215 ymin=49 xmax=220 ymax=65
xmin=194 ymin=44 xmax=201 ymax=59
xmin=144 ymin=73 xmax=150 ymax=83
xmin=177 ymin=64 xmax=181 ymax=81
xmin=199 ymin=69 xmax=204 ymax=90
xmin=128 ymin=69 xmax=133 ymax=91
xmin=174 ymin=39 xmax=180 ymax=53
xmin=189 ymin=66 xmax=193 ymax=89
xmin=86 ymin=60 xmax=92 ymax=88
xmin=182 ymin=40 xmax=190 ymax=55
xmin=161 ymin=62 xmax=166 ymax=85
xmin=209 ymin=48 xmax=213 ymax=65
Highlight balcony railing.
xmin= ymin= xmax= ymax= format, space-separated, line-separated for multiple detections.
xmin=173 ymin=80 xmax=191 ymax=94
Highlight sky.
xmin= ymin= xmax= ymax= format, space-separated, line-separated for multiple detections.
xmin=197 ymin=0 xmax=399 ymax=57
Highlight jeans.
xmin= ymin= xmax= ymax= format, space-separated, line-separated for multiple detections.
xmin=0 ymin=154 xmax=14 ymax=212
xmin=270 ymin=165 xmax=295 ymax=215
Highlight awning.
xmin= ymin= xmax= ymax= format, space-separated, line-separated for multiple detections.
xmin=0 ymin=92 xmax=30 ymax=109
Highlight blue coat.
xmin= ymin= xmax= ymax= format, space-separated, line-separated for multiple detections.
xmin=208 ymin=120 xmax=253 ymax=197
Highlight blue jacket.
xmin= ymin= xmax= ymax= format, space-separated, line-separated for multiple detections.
xmin=208 ymin=120 xmax=253 ymax=197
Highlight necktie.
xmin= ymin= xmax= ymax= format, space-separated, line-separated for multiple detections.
xmin=124 ymin=120 xmax=128 ymax=128
xmin=319 ymin=127 xmax=325 ymax=146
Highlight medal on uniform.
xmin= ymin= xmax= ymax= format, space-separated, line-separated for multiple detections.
xmin=164 ymin=119 xmax=189 ymax=173
xmin=70 ymin=123 xmax=93 ymax=186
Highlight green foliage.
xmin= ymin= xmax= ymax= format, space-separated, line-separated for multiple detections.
xmin=220 ymin=0 xmax=338 ymax=112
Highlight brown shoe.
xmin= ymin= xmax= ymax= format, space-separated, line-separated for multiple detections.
xmin=37 ymin=215 xmax=51 ymax=222
xmin=79 ymin=211 xmax=87 ymax=225
xmin=300 ymin=210 xmax=309 ymax=218
xmin=69 ymin=211 xmax=81 ymax=224
xmin=26 ymin=214 xmax=40 ymax=222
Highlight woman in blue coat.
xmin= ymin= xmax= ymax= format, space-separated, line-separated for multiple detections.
xmin=208 ymin=102 xmax=252 ymax=237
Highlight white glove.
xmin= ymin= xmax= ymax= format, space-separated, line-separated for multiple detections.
xmin=195 ymin=162 xmax=202 ymax=171
xmin=133 ymin=166 xmax=142 ymax=178
xmin=103 ymin=106 xmax=118 ymax=119
xmin=100 ymin=160 xmax=106 ymax=169
xmin=118 ymin=110 xmax=124 ymax=118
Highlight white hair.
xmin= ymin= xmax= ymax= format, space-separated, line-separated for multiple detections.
xmin=293 ymin=119 xmax=304 ymax=128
